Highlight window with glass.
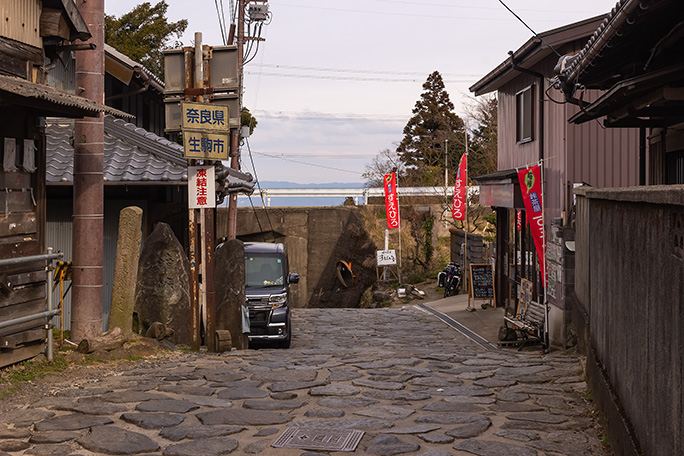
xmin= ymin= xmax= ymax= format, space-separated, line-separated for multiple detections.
xmin=245 ymin=253 xmax=285 ymax=287
xmin=516 ymin=85 xmax=534 ymax=143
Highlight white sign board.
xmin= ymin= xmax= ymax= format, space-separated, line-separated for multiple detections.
xmin=188 ymin=166 xmax=216 ymax=209
xmin=376 ymin=250 xmax=397 ymax=266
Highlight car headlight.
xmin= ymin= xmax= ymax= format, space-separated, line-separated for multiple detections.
xmin=269 ymin=293 xmax=287 ymax=308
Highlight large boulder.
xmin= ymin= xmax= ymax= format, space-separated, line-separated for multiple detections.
xmin=134 ymin=223 xmax=192 ymax=345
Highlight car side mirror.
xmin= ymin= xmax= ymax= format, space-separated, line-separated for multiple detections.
xmin=289 ymin=273 xmax=299 ymax=284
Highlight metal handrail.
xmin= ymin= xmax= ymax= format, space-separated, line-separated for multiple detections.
xmin=0 ymin=309 xmax=61 ymax=331
xmin=0 ymin=249 xmax=63 ymax=361
xmin=0 ymin=253 xmax=62 ymax=268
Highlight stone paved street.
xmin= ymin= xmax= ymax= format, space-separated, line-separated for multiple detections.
xmin=0 ymin=306 xmax=606 ymax=455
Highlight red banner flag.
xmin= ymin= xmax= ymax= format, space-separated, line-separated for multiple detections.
xmin=452 ymin=154 xmax=467 ymax=220
xmin=383 ymin=173 xmax=400 ymax=229
xmin=517 ymin=164 xmax=546 ymax=286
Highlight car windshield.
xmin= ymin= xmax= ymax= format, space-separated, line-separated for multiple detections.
xmin=245 ymin=253 xmax=285 ymax=287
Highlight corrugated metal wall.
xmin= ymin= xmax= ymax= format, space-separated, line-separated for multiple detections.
xmin=46 ymin=54 xmax=76 ymax=93
xmin=0 ymin=0 xmax=42 ymax=48
xmin=47 ymin=199 xmax=147 ymax=331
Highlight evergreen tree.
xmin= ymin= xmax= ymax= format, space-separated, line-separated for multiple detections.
xmin=396 ymin=71 xmax=465 ymax=186
xmin=466 ymin=94 xmax=498 ymax=178
xmin=105 ymin=1 xmax=188 ymax=79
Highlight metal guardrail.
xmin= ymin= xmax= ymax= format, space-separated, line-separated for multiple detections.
xmin=0 ymin=249 xmax=63 ymax=361
xmin=0 ymin=252 xmax=62 ymax=267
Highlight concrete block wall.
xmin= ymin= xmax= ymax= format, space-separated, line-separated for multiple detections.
xmin=218 ymin=206 xmax=378 ymax=309
xmin=574 ymin=185 xmax=684 ymax=456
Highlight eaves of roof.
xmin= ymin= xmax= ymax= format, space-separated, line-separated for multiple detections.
xmin=0 ymin=74 xmax=133 ymax=119
xmin=42 ymin=0 xmax=91 ymax=42
xmin=104 ymin=44 xmax=164 ymax=92
xmin=558 ymin=0 xmax=684 ymax=92
xmin=469 ymin=15 xmax=607 ymax=96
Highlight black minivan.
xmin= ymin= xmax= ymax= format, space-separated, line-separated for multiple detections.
xmin=244 ymin=242 xmax=299 ymax=348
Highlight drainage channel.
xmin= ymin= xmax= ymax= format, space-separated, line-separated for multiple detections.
xmin=416 ymin=303 xmax=498 ymax=351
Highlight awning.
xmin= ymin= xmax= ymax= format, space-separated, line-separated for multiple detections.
xmin=568 ymin=64 xmax=684 ymax=126
xmin=473 ymin=169 xmax=524 ymax=209
xmin=0 ymin=75 xmax=133 ymax=119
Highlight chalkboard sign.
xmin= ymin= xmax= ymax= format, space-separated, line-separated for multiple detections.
xmin=469 ymin=264 xmax=495 ymax=300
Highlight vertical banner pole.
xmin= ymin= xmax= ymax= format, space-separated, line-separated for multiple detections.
xmin=397 ymin=175 xmax=403 ymax=284
xmin=540 ymin=160 xmax=549 ymax=350
xmin=464 ymin=125 xmax=469 ymax=304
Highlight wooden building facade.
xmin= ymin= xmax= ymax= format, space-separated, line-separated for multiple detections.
xmin=0 ymin=1 xmax=120 ymax=368
xmin=470 ymin=16 xmax=640 ymax=346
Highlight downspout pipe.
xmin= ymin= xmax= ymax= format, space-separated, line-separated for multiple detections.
xmin=509 ymin=52 xmax=545 ymax=162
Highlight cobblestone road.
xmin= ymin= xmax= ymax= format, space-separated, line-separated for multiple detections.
xmin=0 ymin=306 xmax=606 ymax=456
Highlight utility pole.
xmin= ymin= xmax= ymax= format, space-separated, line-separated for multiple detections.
xmin=72 ymin=0 xmax=104 ymax=341
xmin=227 ymin=0 xmax=268 ymax=240
xmin=226 ymin=0 xmax=245 ymax=240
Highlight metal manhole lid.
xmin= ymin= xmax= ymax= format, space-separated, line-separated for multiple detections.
xmin=272 ymin=427 xmax=364 ymax=452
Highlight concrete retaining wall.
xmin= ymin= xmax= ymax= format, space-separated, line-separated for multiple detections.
xmin=218 ymin=206 xmax=378 ymax=309
xmin=575 ymin=185 xmax=684 ymax=456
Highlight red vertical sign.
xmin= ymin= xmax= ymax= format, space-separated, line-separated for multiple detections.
xmin=516 ymin=210 xmax=522 ymax=231
xmin=383 ymin=173 xmax=400 ymax=229
xmin=517 ymin=164 xmax=546 ymax=286
xmin=452 ymin=154 xmax=467 ymax=220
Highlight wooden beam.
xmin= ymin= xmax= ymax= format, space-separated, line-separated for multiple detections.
xmin=40 ymin=8 xmax=71 ymax=40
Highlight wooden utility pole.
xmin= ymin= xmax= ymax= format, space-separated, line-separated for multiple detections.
xmin=72 ymin=0 xmax=104 ymax=341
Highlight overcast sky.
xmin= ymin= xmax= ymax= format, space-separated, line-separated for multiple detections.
xmin=106 ymin=0 xmax=620 ymax=185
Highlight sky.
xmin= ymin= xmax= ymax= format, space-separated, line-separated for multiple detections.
xmin=106 ymin=0 xmax=621 ymax=186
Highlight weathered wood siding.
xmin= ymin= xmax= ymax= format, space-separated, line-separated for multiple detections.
xmin=0 ymin=109 xmax=47 ymax=368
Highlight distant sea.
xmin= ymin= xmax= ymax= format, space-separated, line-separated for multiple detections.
xmin=235 ymin=181 xmax=367 ymax=207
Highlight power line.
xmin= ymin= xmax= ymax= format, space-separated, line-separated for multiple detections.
xmin=254 ymin=112 xmax=407 ymax=123
xmin=367 ymin=0 xmax=601 ymax=14
xmin=277 ymin=3 xmax=567 ymax=22
xmin=255 ymin=63 xmax=481 ymax=78
xmin=245 ymin=137 xmax=276 ymax=238
xmin=251 ymin=150 xmax=364 ymax=175
xmin=496 ymin=0 xmax=562 ymax=57
xmin=244 ymin=71 xmax=475 ymax=83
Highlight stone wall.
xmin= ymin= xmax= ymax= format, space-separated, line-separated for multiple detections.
xmin=574 ymin=185 xmax=684 ymax=456
xmin=218 ymin=206 xmax=378 ymax=309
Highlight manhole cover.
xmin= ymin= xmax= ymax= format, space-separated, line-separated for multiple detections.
xmin=272 ymin=427 xmax=364 ymax=452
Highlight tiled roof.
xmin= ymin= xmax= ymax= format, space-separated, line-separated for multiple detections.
xmin=46 ymin=116 xmax=257 ymax=195
xmin=47 ymin=115 xmax=187 ymax=184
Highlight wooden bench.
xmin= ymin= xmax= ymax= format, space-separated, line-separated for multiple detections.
xmin=502 ymin=300 xmax=546 ymax=350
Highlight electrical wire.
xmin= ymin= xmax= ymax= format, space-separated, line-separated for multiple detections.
xmin=544 ymin=84 xmax=566 ymax=105
xmin=255 ymin=63 xmax=480 ymax=78
xmin=246 ymin=194 xmax=269 ymax=242
xmin=243 ymin=71 xmax=474 ymax=83
xmin=276 ymin=3 xmax=553 ymax=22
xmin=496 ymin=0 xmax=561 ymax=57
xmin=250 ymin=150 xmax=364 ymax=175
xmin=214 ymin=0 xmax=227 ymax=45
xmin=229 ymin=0 xmax=236 ymax=23
xmin=245 ymin=137 xmax=276 ymax=238
xmin=367 ymin=0 xmax=599 ymax=14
